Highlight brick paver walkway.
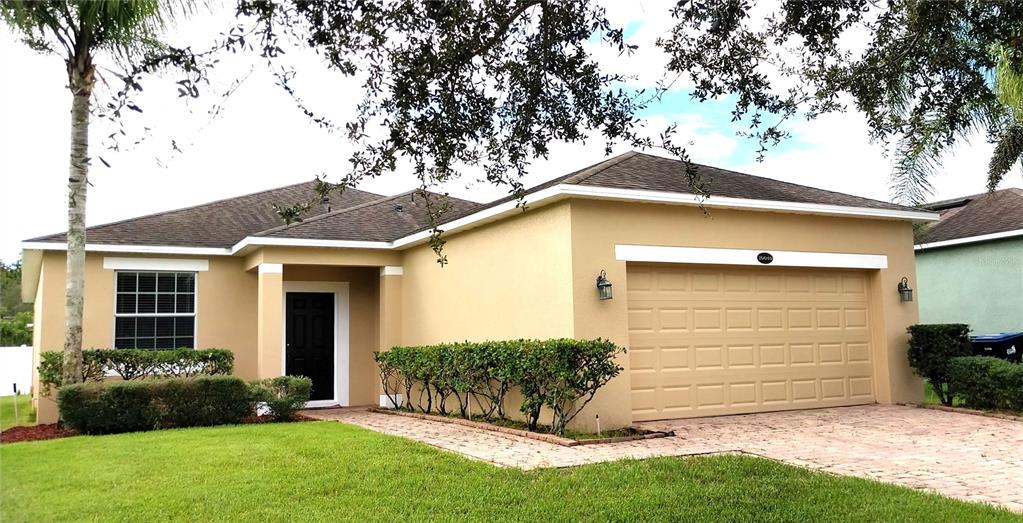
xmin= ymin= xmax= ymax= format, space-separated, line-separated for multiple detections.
xmin=304 ymin=405 xmax=1022 ymax=511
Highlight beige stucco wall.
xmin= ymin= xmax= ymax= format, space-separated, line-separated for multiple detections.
xmin=399 ymin=201 xmax=576 ymax=344
xmin=31 ymin=252 xmax=259 ymax=423
xmin=28 ymin=197 xmax=922 ymax=429
xmin=566 ymin=199 xmax=923 ymax=430
xmin=31 ymin=252 xmax=388 ymax=423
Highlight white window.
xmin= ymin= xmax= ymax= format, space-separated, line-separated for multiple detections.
xmin=114 ymin=271 xmax=196 ymax=349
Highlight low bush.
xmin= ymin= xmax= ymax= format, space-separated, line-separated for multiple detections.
xmin=57 ymin=376 xmax=252 ymax=434
xmin=40 ymin=348 xmax=234 ymax=393
xmin=375 ymin=339 xmax=625 ymax=435
xmin=250 ymin=376 xmax=313 ymax=421
xmin=948 ymin=356 xmax=1023 ymax=412
xmin=906 ymin=324 xmax=972 ymax=406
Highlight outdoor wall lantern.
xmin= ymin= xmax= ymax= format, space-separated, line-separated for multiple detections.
xmin=897 ymin=277 xmax=914 ymax=302
xmin=596 ymin=269 xmax=613 ymax=300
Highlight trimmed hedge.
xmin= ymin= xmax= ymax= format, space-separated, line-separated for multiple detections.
xmin=948 ymin=356 xmax=1023 ymax=412
xmin=906 ymin=324 xmax=972 ymax=406
xmin=250 ymin=376 xmax=313 ymax=421
xmin=40 ymin=348 xmax=234 ymax=393
xmin=375 ymin=339 xmax=625 ymax=435
xmin=58 ymin=375 xmax=252 ymax=434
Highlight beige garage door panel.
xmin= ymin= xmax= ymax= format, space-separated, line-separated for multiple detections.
xmin=627 ymin=264 xmax=875 ymax=421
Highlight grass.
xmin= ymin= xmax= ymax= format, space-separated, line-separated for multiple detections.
xmin=0 ymin=394 xmax=34 ymax=431
xmin=923 ymin=382 xmax=965 ymax=407
xmin=2 ymin=422 xmax=1017 ymax=522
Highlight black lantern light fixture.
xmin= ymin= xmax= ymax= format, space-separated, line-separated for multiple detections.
xmin=897 ymin=277 xmax=913 ymax=302
xmin=596 ymin=269 xmax=613 ymax=300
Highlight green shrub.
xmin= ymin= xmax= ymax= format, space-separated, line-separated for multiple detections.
xmin=375 ymin=338 xmax=625 ymax=435
xmin=39 ymin=348 xmax=234 ymax=394
xmin=58 ymin=381 xmax=159 ymax=434
xmin=948 ymin=356 xmax=1023 ymax=412
xmin=57 ymin=376 xmax=251 ymax=434
xmin=250 ymin=376 xmax=313 ymax=421
xmin=906 ymin=324 xmax=972 ymax=406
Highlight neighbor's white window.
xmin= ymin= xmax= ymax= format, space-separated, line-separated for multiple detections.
xmin=114 ymin=271 xmax=196 ymax=349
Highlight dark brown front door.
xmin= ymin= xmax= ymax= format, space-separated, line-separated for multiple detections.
xmin=285 ymin=292 xmax=335 ymax=401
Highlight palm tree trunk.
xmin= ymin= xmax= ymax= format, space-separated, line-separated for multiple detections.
xmin=62 ymin=65 xmax=92 ymax=385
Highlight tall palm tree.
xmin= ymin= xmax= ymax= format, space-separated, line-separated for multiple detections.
xmin=1 ymin=1 xmax=186 ymax=383
xmin=988 ymin=45 xmax=1023 ymax=190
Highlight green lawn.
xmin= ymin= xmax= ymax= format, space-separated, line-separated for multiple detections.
xmin=924 ymin=381 xmax=965 ymax=407
xmin=0 ymin=394 xmax=34 ymax=431
xmin=2 ymin=422 xmax=1016 ymax=522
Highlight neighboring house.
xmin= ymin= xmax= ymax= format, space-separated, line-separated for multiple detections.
xmin=22 ymin=152 xmax=937 ymax=427
xmin=915 ymin=188 xmax=1023 ymax=334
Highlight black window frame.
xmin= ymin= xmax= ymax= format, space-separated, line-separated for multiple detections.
xmin=114 ymin=271 xmax=196 ymax=349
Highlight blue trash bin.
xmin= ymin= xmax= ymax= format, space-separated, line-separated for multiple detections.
xmin=970 ymin=332 xmax=1023 ymax=363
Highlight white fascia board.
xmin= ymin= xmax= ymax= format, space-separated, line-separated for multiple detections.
xmin=103 ymin=257 xmax=210 ymax=272
xmin=559 ymin=185 xmax=940 ymax=222
xmin=915 ymin=229 xmax=1023 ymax=251
xmin=21 ymin=241 xmax=231 ymax=256
xmin=616 ymin=244 xmax=889 ymax=269
xmin=230 ymin=236 xmax=393 ymax=253
xmin=380 ymin=266 xmax=404 ymax=276
xmin=258 ymin=263 xmax=284 ymax=274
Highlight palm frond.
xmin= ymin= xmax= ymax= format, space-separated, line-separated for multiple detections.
xmin=988 ymin=123 xmax=1023 ymax=191
xmin=890 ymin=133 xmax=939 ymax=206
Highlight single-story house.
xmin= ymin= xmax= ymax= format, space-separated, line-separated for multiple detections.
xmin=915 ymin=188 xmax=1023 ymax=334
xmin=22 ymin=152 xmax=937 ymax=428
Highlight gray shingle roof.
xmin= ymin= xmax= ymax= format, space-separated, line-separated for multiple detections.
xmin=565 ymin=152 xmax=912 ymax=210
xmin=257 ymin=190 xmax=482 ymax=242
xmin=916 ymin=188 xmax=1023 ymax=245
xmin=26 ymin=151 xmax=920 ymax=250
xmin=28 ymin=181 xmax=383 ymax=248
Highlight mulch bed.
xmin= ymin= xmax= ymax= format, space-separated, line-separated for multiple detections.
xmin=1 ymin=414 xmax=318 ymax=444
xmin=1 ymin=424 xmax=77 ymax=444
xmin=368 ymin=407 xmax=673 ymax=447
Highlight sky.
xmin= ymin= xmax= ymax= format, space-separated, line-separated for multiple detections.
xmin=1 ymin=1 xmax=1020 ymax=263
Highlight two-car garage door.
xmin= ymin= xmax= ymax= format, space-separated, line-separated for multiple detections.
xmin=627 ymin=263 xmax=875 ymax=421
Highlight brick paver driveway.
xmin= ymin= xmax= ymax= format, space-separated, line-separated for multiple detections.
xmin=306 ymin=405 xmax=1022 ymax=511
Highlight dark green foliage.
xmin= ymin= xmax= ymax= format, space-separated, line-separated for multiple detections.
xmin=238 ymin=1 xmax=698 ymax=263
xmin=0 ymin=261 xmax=32 ymax=346
xmin=662 ymin=1 xmax=1023 ymax=203
xmin=0 ymin=260 xmax=31 ymax=318
xmin=0 ymin=311 xmax=32 ymax=346
xmin=58 ymin=380 xmax=159 ymax=434
xmin=57 ymin=376 xmax=252 ymax=434
xmin=39 ymin=348 xmax=234 ymax=394
xmin=375 ymin=339 xmax=624 ymax=435
xmin=948 ymin=356 xmax=1023 ymax=412
xmin=906 ymin=324 xmax=972 ymax=406
xmin=250 ymin=376 xmax=312 ymax=421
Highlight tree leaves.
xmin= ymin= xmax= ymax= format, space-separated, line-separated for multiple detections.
xmin=662 ymin=0 xmax=1023 ymax=203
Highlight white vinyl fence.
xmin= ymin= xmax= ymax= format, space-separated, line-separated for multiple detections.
xmin=0 ymin=346 xmax=32 ymax=396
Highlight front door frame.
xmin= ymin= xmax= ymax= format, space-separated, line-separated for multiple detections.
xmin=282 ymin=281 xmax=350 ymax=407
